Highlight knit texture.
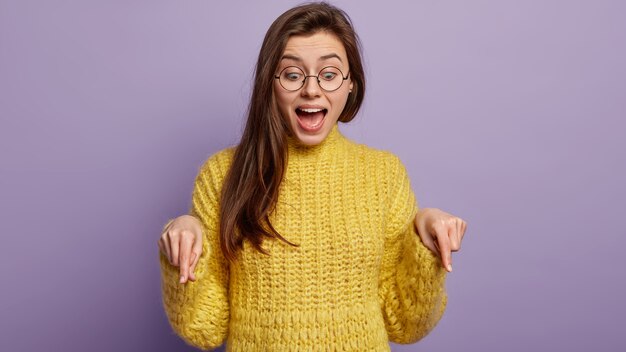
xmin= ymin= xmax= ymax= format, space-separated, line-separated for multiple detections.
xmin=159 ymin=124 xmax=447 ymax=351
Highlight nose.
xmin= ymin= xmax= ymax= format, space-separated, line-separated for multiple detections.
xmin=301 ymin=75 xmax=321 ymax=97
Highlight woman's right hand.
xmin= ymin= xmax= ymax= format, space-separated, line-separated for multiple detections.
xmin=158 ymin=214 xmax=204 ymax=284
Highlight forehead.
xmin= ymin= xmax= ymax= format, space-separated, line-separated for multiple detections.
xmin=282 ymin=31 xmax=348 ymax=64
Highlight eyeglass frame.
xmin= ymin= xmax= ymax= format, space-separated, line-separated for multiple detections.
xmin=274 ymin=65 xmax=351 ymax=92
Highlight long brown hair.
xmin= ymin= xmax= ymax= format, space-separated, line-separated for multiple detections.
xmin=219 ymin=2 xmax=366 ymax=262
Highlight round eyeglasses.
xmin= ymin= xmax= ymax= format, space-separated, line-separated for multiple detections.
xmin=274 ymin=66 xmax=350 ymax=92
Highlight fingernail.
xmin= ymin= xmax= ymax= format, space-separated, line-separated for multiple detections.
xmin=447 ymin=264 xmax=453 ymax=272
xmin=179 ymin=275 xmax=185 ymax=283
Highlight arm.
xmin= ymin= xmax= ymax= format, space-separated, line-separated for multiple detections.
xmin=159 ymin=156 xmax=230 ymax=350
xmin=378 ymin=155 xmax=448 ymax=344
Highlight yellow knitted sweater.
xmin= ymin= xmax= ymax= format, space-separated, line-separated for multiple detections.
xmin=159 ymin=124 xmax=447 ymax=351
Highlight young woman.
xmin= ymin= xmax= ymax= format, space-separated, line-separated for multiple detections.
xmin=158 ymin=3 xmax=466 ymax=351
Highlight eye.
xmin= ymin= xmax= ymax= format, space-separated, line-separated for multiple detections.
xmin=320 ymin=71 xmax=337 ymax=81
xmin=282 ymin=69 xmax=303 ymax=81
xmin=286 ymin=73 xmax=301 ymax=81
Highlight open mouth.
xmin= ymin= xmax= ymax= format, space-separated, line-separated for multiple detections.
xmin=295 ymin=107 xmax=327 ymax=131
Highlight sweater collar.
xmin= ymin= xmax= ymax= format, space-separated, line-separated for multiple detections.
xmin=286 ymin=123 xmax=344 ymax=157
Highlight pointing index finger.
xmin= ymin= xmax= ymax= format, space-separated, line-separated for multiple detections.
xmin=436 ymin=228 xmax=453 ymax=272
xmin=179 ymin=235 xmax=193 ymax=284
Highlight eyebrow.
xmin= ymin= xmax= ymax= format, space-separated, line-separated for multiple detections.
xmin=281 ymin=53 xmax=343 ymax=63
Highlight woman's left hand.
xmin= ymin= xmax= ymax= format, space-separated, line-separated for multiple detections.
xmin=414 ymin=208 xmax=467 ymax=273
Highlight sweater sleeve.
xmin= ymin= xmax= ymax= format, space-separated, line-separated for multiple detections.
xmin=378 ymin=154 xmax=448 ymax=344
xmin=159 ymin=152 xmax=231 ymax=350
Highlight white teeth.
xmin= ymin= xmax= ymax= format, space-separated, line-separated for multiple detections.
xmin=299 ymin=108 xmax=323 ymax=113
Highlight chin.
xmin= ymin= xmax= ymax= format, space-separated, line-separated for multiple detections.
xmin=294 ymin=131 xmax=328 ymax=146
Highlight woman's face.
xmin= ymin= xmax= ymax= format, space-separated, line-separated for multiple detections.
xmin=274 ymin=31 xmax=353 ymax=146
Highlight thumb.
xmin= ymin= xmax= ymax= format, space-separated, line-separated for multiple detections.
xmin=188 ymin=235 xmax=204 ymax=281
xmin=188 ymin=252 xmax=197 ymax=281
xmin=415 ymin=216 xmax=439 ymax=256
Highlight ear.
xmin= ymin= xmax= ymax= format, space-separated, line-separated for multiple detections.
xmin=349 ymin=80 xmax=354 ymax=92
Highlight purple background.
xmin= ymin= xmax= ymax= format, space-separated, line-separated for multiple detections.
xmin=1 ymin=0 xmax=624 ymax=351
